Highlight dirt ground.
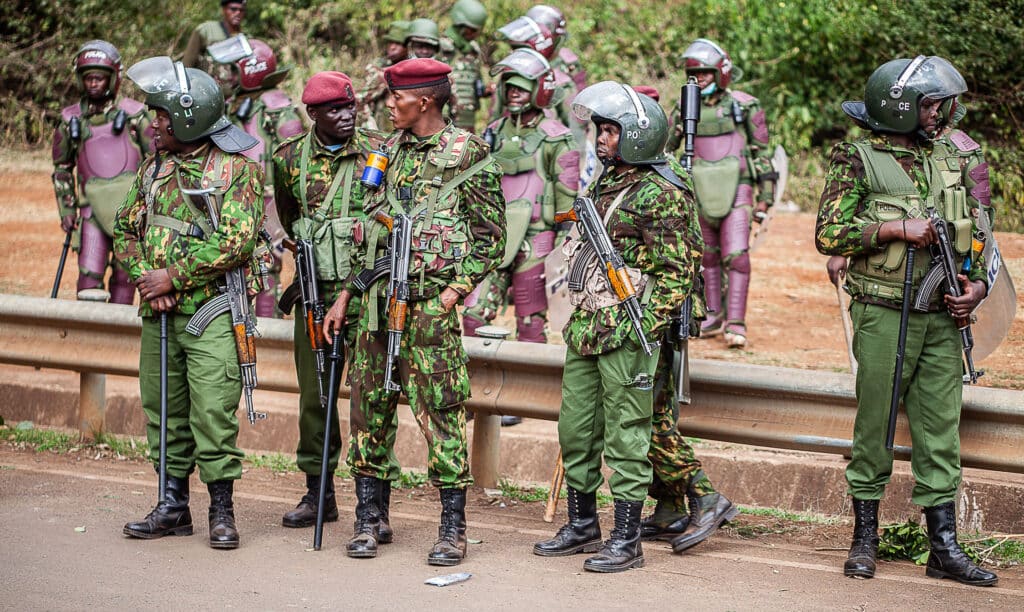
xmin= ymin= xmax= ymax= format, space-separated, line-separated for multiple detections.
xmin=4 ymin=149 xmax=1023 ymax=387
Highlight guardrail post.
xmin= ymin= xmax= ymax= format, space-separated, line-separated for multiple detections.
xmin=471 ymin=412 xmax=501 ymax=488
xmin=79 ymin=372 xmax=106 ymax=441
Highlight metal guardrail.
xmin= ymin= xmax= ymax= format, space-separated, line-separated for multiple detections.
xmin=2 ymin=293 xmax=1024 ymax=486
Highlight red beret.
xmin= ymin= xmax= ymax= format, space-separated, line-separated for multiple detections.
xmin=633 ymin=85 xmax=660 ymax=102
xmin=302 ymin=71 xmax=355 ymax=105
xmin=384 ymin=58 xmax=452 ymax=90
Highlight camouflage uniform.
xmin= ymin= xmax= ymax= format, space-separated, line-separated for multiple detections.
xmin=273 ymin=127 xmax=384 ymax=476
xmin=114 ymin=144 xmax=264 ymax=483
xmin=559 ymin=165 xmax=701 ymax=502
xmin=357 ymin=57 xmax=397 ymax=132
xmin=230 ymin=89 xmax=304 ymax=317
xmin=668 ymin=89 xmax=774 ymax=341
xmin=440 ymin=29 xmax=487 ymax=132
xmin=52 ymin=98 xmax=152 ymax=303
xmin=463 ymin=113 xmax=578 ymax=342
xmin=815 ymin=133 xmax=989 ymax=507
xmin=346 ymin=124 xmax=506 ymax=488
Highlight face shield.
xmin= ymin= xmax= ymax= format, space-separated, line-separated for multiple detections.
xmin=572 ymin=81 xmax=650 ymax=128
xmin=497 ymin=17 xmax=555 ymax=57
xmin=206 ymin=34 xmax=254 ymax=65
xmin=125 ymin=56 xmax=182 ymax=96
xmin=491 ymin=47 xmax=550 ymax=81
xmin=903 ymin=56 xmax=968 ymax=101
xmin=682 ymin=38 xmax=725 ymax=69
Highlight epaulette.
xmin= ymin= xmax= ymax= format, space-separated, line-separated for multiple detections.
xmin=260 ymin=89 xmax=293 ymax=111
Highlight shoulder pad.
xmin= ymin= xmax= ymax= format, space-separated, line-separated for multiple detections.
xmin=117 ymin=98 xmax=146 ymax=115
xmin=729 ymin=90 xmax=757 ymax=105
xmin=274 ymin=130 xmax=306 ymax=154
xmin=259 ymin=90 xmax=293 ymax=110
xmin=558 ymin=47 xmax=580 ymax=64
xmin=650 ymin=163 xmax=686 ymax=190
xmin=61 ymin=104 xmax=82 ymax=122
xmin=948 ymin=130 xmax=981 ymax=153
xmin=538 ymin=118 xmax=572 ymax=139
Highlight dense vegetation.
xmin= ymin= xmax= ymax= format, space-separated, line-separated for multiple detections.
xmin=2 ymin=0 xmax=1021 ymax=228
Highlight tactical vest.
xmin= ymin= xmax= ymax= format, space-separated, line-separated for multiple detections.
xmin=62 ymin=99 xmax=147 ymax=234
xmin=689 ymin=92 xmax=753 ymax=220
xmin=845 ymin=139 xmax=974 ymax=305
xmin=290 ymin=130 xmax=364 ymax=282
xmin=443 ymin=37 xmax=484 ymax=114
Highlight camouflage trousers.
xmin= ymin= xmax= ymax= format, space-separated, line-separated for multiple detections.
xmin=347 ymin=293 xmax=473 ymax=489
xmin=648 ymin=338 xmax=716 ymax=513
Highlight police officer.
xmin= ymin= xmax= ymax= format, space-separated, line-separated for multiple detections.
xmin=525 ymin=5 xmax=586 ymax=90
xmin=116 ymin=57 xmax=264 ymax=549
xmin=357 ymin=21 xmax=410 ymax=131
xmin=668 ymin=39 xmax=777 ymax=349
xmin=323 ymin=58 xmax=505 ymax=565
xmin=213 ymin=38 xmax=304 ymax=318
xmin=273 ymin=71 xmax=385 ymax=532
xmin=183 ymin=0 xmax=246 ymax=71
xmin=533 ymin=83 xmax=702 ymax=573
xmin=52 ymin=40 xmax=152 ymax=304
xmin=816 ymin=56 xmax=997 ymax=586
xmin=440 ymin=0 xmax=491 ymax=132
xmin=463 ymin=48 xmax=578 ymax=346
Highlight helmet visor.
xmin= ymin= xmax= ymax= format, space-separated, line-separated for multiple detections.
xmin=908 ymin=56 xmax=968 ymax=101
xmin=207 ymin=34 xmax=254 ymax=64
xmin=682 ymin=39 xmax=725 ymax=68
xmin=490 ymin=48 xmax=550 ymax=81
xmin=498 ymin=17 xmax=545 ymax=44
xmin=126 ymin=56 xmax=181 ymax=94
xmin=572 ymin=81 xmax=650 ymax=128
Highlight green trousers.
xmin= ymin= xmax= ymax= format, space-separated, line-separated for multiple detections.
xmin=847 ymin=302 xmax=964 ymax=507
xmin=347 ymin=294 xmax=473 ymax=489
xmin=139 ymin=312 xmax=243 ymax=483
xmin=558 ymin=341 xmax=661 ymax=502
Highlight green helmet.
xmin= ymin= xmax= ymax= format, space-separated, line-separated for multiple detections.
xmin=450 ymin=0 xmax=487 ymax=30
xmin=126 ymin=56 xmax=257 ymax=152
xmin=572 ymin=81 xmax=668 ymax=165
xmin=843 ymin=56 xmax=968 ymax=134
xmin=384 ymin=20 xmax=410 ymax=44
xmin=406 ymin=18 xmax=441 ymax=46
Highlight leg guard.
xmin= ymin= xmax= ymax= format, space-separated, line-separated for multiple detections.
xmin=512 ymin=261 xmax=548 ymax=343
xmin=698 ymin=217 xmax=723 ymax=334
xmin=77 ymin=213 xmax=111 ymax=292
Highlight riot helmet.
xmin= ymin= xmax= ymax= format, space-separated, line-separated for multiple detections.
xmin=383 ymin=20 xmax=410 ymax=45
xmin=842 ymin=56 xmax=968 ymax=134
xmin=126 ymin=56 xmax=257 ymax=153
xmin=682 ymin=38 xmax=741 ymax=91
xmin=406 ymin=18 xmax=441 ymax=47
xmin=450 ymin=0 xmax=488 ymax=30
xmin=572 ymin=81 xmax=668 ymax=165
xmin=491 ymin=48 xmax=559 ymax=112
xmin=74 ymin=40 xmax=122 ymax=97
xmin=218 ymin=38 xmax=290 ymax=93
xmin=497 ymin=16 xmax=557 ymax=60
xmin=526 ymin=5 xmax=567 ymax=45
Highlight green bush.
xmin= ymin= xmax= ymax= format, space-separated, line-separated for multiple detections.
xmin=2 ymin=0 xmax=1021 ymax=229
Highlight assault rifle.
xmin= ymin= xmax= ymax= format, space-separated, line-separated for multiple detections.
xmin=280 ymin=238 xmax=328 ymax=406
xmin=912 ymin=207 xmax=984 ymax=384
xmin=182 ymin=187 xmax=266 ymax=425
xmin=373 ymin=211 xmax=413 ymax=392
xmin=555 ymin=196 xmax=657 ymax=355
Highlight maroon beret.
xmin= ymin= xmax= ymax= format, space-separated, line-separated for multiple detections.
xmin=633 ymin=85 xmax=660 ymax=102
xmin=302 ymin=71 xmax=356 ymax=105
xmin=384 ymin=58 xmax=452 ymax=90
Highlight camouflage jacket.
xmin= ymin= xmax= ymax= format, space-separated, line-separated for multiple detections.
xmin=356 ymin=57 xmax=395 ymax=131
xmin=114 ymin=143 xmax=265 ymax=317
xmin=52 ymin=97 xmax=152 ymax=219
xmin=351 ymin=123 xmax=506 ymax=302
xmin=229 ymin=89 xmax=304 ymax=192
xmin=563 ymin=165 xmax=703 ymax=356
xmin=815 ymin=133 xmax=988 ymax=306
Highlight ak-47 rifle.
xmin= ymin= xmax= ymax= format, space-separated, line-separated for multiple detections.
xmin=372 ymin=211 xmax=414 ymax=392
xmin=280 ymin=238 xmax=328 ymax=405
xmin=555 ymin=196 xmax=657 ymax=355
xmin=912 ymin=207 xmax=984 ymax=384
xmin=181 ymin=186 xmax=266 ymax=425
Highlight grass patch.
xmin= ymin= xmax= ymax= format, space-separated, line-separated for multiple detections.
xmin=4 ymin=425 xmax=76 ymax=452
xmin=2 ymin=425 xmax=147 ymax=460
xmin=739 ymin=506 xmax=838 ymax=525
xmin=245 ymin=452 xmax=300 ymax=474
xmin=497 ymin=478 xmax=549 ymax=503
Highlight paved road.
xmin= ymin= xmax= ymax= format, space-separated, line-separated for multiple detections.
xmin=2 ymin=448 xmax=1022 ymax=611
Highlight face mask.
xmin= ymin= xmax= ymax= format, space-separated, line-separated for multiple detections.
xmin=700 ymin=82 xmax=717 ymax=97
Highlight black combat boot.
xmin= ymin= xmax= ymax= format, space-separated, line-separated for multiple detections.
xmin=924 ymin=501 xmax=998 ymax=587
xmin=427 ymin=488 xmax=468 ymax=566
xmin=207 ymin=480 xmax=239 ymax=550
xmin=378 ymin=480 xmax=394 ymax=544
xmin=640 ymin=496 xmax=691 ymax=542
xmin=123 ymin=475 xmax=193 ymax=539
xmin=670 ymin=479 xmax=738 ymax=554
xmin=282 ymin=473 xmax=339 ymax=528
xmin=844 ymin=498 xmax=880 ymax=578
xmin=534 ymin=486 xmax=603 ymax=556
xmin=347 ymin=477 xmax=383 ymax=559
xmin=583 ymin=500 xmax=645 ymax=573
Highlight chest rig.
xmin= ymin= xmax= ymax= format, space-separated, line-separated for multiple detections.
xmin=846 ymin=139 xmax=974 ymax=304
